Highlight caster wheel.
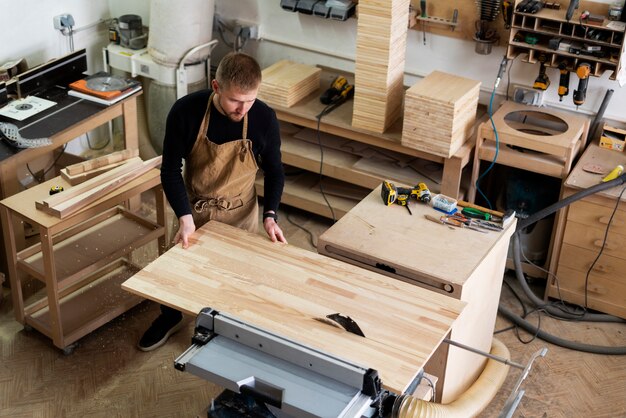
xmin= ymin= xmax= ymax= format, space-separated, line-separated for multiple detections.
xmin=23 ymin=324 xmax=33 ymax=332
xmin=62 ymin=344 xmax=77 ymax=355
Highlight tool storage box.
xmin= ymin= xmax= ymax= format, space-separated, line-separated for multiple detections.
xmin=401 ymin=71 xmax=480 ymax=158
xmin=257 ymin=60 xmax=321 ymax=108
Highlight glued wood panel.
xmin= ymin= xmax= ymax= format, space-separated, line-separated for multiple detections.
xmin=122 ymin=221 xmax=464 ymax=394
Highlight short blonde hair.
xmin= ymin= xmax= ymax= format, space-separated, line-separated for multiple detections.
xmin=215 ymin=52 xmax=262 ymax=92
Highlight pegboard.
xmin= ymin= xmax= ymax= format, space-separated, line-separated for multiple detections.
xmin=408 ymin=0 xmax=510 ymax=47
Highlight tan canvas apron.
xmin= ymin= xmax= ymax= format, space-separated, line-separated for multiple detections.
xmin=183 ymin=92 xmax=259 ymax=234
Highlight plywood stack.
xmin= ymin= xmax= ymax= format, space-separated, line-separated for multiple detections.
xmin=352 ymin=0 xmax=410 ymax=134
xmin=402 ymin=71 xmax=480 ymax=158
xmin=257 ymin=60 xmax=321 ymax=108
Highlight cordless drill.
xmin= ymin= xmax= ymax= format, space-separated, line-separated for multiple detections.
xmin=381 ymin=181 xmax=432 ymax=215
xmin=573 ymin=62 xmax=591 ymax=107
xmin=533 ymin=54 xmax=550 ymax=90
xmin=557 ymin=61 xmax=570 ymax=101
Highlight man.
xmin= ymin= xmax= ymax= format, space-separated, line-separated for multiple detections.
xmin=138 ymin=52 xmax=287 ymax=351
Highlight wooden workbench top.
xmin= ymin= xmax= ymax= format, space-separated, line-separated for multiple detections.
xmin=122 ymin=221 xmax=464 ymax=394
xmin=565 ymin=142 xmax=626 ymax=200
xmin=318 ymin=185 xmax=517 ymax=289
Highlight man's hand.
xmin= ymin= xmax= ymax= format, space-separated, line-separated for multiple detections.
xmin=174 ymin=214 xmax=196 ymax=249
xmin=263 ymin=214 xmax=287 ymax=243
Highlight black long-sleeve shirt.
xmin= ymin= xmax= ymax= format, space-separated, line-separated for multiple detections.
xmin=160 ymin=89 xmax=284 ymax=218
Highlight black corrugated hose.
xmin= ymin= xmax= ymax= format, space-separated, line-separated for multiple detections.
xmin=506 ymin=173 xmax=626 ymax=354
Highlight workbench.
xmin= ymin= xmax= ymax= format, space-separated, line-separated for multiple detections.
xmin=0 ymin=91 xmax=142 ymax=287
xmin=0 ymin=168 xmax=166 ymax=353
xmin=122 ymin=221 xmax=465 ymax=396
xmin=317 ymin=186 xmax=516 ymax=403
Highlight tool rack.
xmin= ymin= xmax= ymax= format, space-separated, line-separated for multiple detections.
xmin=507 ymin=1 xmax=626 ymax=83
xmin=0 ymin=169 xmax=167 ymax=353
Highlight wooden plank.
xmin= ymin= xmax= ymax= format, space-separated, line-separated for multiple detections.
xmin=43 ymin=157 xmax=162 ymax=219
xmin=39 ymin=157 xmax=143 ymax=208
xmin=61 ymin=160 xmax=128 ymax=185
xmin=65 ymin=149 xmax=139 ymax=175
xmin=122 ymin=220 xmax=464 ymax=394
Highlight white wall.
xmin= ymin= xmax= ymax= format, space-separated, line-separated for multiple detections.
xmin=2 ymin=0 xmax=625 ymax=135
xmin=1 ymin=0 xmax=111 ymax=73
xmin=213 ymin=0 xmax=625 ymax=123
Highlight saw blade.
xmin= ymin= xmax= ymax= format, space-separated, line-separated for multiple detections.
xmin=86 ymin=76 xmax=129 ymax=92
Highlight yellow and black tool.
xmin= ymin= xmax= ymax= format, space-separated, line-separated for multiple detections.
xmin=320 ymin=76 xmax=354 ymax=105
xmin=49 ymin=185 xmax=64 ymax=195
xmin=573 ymin=62 xmax=591 ymax=107
xmin=381 ymin=181 xmax=432 ymax=215
xmin=318 ymin=76 xmax=354 ymax=117
xmin=557 ymin=61 xmax=570 ymax=101
xmin=533 ymin=54 xmax=550 ymax=90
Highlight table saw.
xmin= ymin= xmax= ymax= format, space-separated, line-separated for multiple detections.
xmin=122 ymin=221 xmax=465 ymax=417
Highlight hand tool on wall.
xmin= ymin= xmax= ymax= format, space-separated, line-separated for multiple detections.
xmin=474 ymin=0 xmax=502 ymax=54
xmin=565 ymin=0 xmax=579 ymax=21
xmin=557 ymin=61 xmax=570 ymax=101
xmin=502 ymin=1 xmax=513 ymax=28
xmin=533 ymin=54 xmax=550 ymax=90
xmin=573 ymin=62 xmax=591 ymax=107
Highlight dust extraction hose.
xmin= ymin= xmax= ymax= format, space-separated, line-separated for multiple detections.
xmin=508 ymin=172 xmax=626 ymax=354
xmin=391 ymin=338 xmax=510 ymax=418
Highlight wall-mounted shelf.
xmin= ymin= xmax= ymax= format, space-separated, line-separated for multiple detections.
xmin=507 ymin=5 xmax=626 ymax=82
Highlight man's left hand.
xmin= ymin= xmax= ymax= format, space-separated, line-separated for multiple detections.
xmin=264 ymin=216 xmax=287 ymax=243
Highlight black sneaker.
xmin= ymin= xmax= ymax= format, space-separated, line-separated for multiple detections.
xmin=138 ymin=313 xmax=185 ymax=352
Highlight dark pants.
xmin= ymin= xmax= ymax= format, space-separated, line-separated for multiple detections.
xmin=160 ymin=304 xmax=183 ymax=321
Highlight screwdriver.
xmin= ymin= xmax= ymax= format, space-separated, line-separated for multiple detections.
xmin=461 ymin=207 xmax=492 ymax=221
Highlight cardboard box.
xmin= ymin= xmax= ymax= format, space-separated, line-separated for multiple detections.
xmin=599 ymin=124 xmax=626 ymax=152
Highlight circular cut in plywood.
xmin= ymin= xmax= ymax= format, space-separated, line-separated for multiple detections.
xmin=503 ymin=110 xmax=569 ymax=137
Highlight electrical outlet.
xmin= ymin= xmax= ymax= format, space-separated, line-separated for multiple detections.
xmin=512 ymin=85 xmax=544 ymax=106
xmin=235 ymin=20 xmax=261 ymax=40
xmin=53 ymin=13 xmax=74 ymax=30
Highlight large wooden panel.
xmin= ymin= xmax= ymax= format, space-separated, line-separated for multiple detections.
xmin=122 ymin=221 xmax=464 ymax=394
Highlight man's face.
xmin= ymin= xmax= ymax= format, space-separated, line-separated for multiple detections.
xmin=212 ymin=80 xmax=258 ymax=122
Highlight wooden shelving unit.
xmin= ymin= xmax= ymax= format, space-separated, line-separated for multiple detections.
xmin=0 ymin=170 xmax=167 ymax=353
xmin=507 ymin=3 xmax=626 ymax=82
xmin=263 ymin=71 xmax=474 ymax=219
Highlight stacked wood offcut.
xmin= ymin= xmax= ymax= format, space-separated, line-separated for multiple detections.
xmin=36 ymin=156 xmax=162 ymax=219
xmin=352 ymin=0 xmax=410 ymax=134
xmin=257 ymin=60 xmax=321 ymax=108
xmin=402 ymin=71 xmax=481 ymax=158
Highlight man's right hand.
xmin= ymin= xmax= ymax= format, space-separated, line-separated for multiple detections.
xmin=174 ymin=214 xmax=196 ymax=249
